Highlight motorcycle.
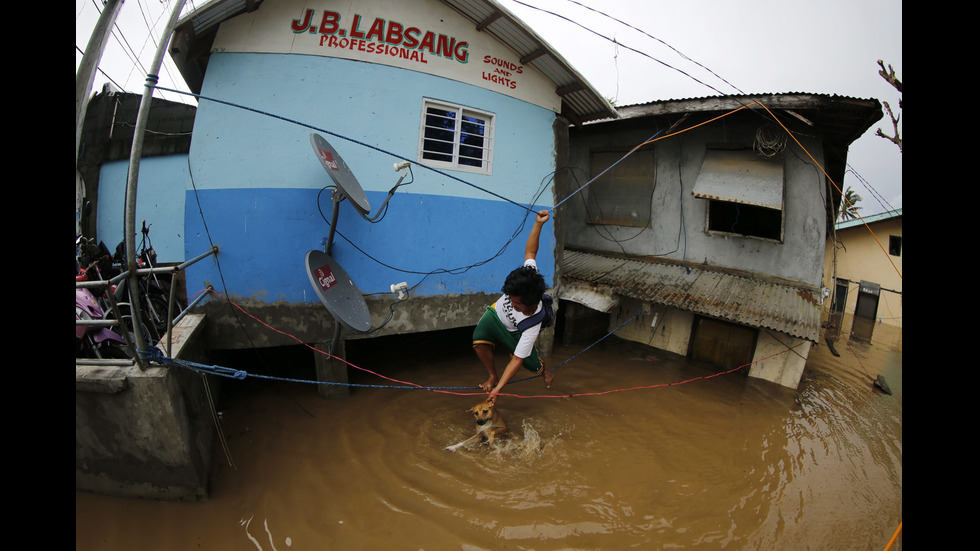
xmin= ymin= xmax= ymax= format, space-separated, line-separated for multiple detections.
xmin=76 ymin=262 xmax=131 ymax=359
xmin=110 ymin=221 xmax=186 ymax=345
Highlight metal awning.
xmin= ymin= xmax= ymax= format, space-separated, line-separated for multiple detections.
xmin=692 ymin=149 xmax=784 ymax=210
xmin=560 ymin=250 xmax=820 ymax=342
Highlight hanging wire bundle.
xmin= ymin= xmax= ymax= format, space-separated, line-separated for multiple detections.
xmin=754 ymin=124 xmax=787 ymax=158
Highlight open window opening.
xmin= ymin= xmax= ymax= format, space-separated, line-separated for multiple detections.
xmin=694 ymin=148 xmax=785 ymax=242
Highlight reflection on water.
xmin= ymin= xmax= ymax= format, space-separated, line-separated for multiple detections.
xmin=76 ymin=324 xmax=901 ymax=550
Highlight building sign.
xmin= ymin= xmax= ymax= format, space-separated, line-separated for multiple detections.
xmin=211 ymin=0 xmax=560 ymax=112
xmin=482 ymin=55 xmax=522 ymax=89
xmin=291 ymin=10 xmax=470 ymax=65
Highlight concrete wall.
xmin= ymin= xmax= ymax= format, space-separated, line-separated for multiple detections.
xmin=747 ymin=330 xmax=810 ymax=388
xmin=607 ymin=297 xmax=694 ymax=357
xmin=76 ymin=314 xmax=216 ymax=500
xmin=191 ymin=289 xmax=556 ymax=370
xmin=603 ymin=297 xmax=809 ymax=389
xmin=96 ymin=154 xmax=189 ymax=264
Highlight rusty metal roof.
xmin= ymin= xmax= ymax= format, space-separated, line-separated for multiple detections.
xmin=561 ymin=249 xmax=821 ymax=342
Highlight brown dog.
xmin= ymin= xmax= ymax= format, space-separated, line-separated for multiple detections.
xmin=445 ymin=400 xmax=508 ymax=452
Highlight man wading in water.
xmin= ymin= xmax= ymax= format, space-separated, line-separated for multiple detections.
xmin=471 ymin=210 xmax=554 ymax=404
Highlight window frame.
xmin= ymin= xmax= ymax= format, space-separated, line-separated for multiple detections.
xmin=418 ymin=99 xmax=495 ymax=175
xmin=694 ymin=147 xmax=785 ymax=242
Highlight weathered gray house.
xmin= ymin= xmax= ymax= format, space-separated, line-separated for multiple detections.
xmin=554 ymin=93 xmax=882 ymax=389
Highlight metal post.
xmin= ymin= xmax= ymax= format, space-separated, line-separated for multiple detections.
xmin=76 ymin=0 xmax=124 ymax=168
xmin=326 ymin=198 xmax=340 ymax=256
xmin=123 ymin=0 xmax=187 ymax=363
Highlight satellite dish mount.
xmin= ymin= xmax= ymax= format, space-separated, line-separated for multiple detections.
xmin=305 ymin=134 xmax=372 ymax=350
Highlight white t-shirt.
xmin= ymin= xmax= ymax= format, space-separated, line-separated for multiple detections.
xmin=494 ymin=258 xmax=543 ymax=359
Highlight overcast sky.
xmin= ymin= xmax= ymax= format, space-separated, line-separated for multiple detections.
xmin=76 ymin=0 xmax=902 ymax=216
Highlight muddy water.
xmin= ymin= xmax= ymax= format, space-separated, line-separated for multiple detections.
xmin=76 ymin=322 xmax=902 ymax=550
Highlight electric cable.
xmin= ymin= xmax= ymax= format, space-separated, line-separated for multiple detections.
xmin=83 ymin=0 xmax=186 ymax=104
xmin=561 ymin=0 xmax=745 ymax=95
xmin=512 ymin=0 xmax=731 ymax=98
xmin=845 ymin=163 xmax=898 ymax=215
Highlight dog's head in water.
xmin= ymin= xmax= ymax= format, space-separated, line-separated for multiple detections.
xmin=469 ymin=400 xmax=496 ymax=426
xmin=446 ymin=399 xmax=507 ymax=451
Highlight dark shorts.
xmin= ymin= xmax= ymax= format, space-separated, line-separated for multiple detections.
xmin=472 ymin=305 xmax=543 ymax=372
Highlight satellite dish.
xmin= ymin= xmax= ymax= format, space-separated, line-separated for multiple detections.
xmin=305 ymin=249 xmax=371 ymax=334
xmin=310 ymin=133 xmax=371 ymax=215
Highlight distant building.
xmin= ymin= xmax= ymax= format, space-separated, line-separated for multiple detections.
xmin=822 ymin=208 xmax=902 ymax=340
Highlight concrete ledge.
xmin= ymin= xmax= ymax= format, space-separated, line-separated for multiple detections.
xmin=76 ymin=365 xmax=131 ymax=394
xmin=76 ymin=314 xmax=216 ymax=501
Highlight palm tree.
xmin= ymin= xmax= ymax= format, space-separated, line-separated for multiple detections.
xmin=840 ymin=186 xmax=863 ymax=221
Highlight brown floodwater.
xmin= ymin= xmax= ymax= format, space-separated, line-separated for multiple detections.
xmin=75 ymin=321 xmax=902 ymax=550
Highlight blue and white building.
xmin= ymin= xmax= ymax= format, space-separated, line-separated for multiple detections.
xmin=158 ymin=0 xmax=613 ymax=373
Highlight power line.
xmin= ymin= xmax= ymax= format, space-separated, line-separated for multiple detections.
xmin=845 ymin=164 xmax=897 ymax=215
xmin=563 ymin=0 xmax=745 ymax=95
xmin=76 ymin=44 xmax=127 ymax=92
xmin=512 ymin=0 xmax=733 ymax=98
xmin=79 ymin=0 xmax=191 ymax=105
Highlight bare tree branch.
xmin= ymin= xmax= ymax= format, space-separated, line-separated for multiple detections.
xmin=875 ymin=101 xmax=902 ymax=152
xmin=875 ymin=60 xmax=902 ymax=152
xmin=877 ymin=60 xmax=902 ymax=93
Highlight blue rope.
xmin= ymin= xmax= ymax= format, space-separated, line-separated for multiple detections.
xmin=148 ymin=84 xmax=536 ymax=214
xmin=138 ymin=309 xmax=643 ymax=391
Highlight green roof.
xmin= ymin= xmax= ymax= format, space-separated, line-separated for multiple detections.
xmin=836 ymin=208 xmax=902 ymax=230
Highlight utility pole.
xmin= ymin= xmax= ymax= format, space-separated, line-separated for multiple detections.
xmin=123 ymin=0 xmax=187 ymax=361
xmin=76 ymin=0 xmax=124 ymax=168
xmin=77 ymin=0 xmax=124 ymax=236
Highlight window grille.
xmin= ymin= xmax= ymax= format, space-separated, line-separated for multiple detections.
xmin=419 ymin=99 xmax=494 ymax=175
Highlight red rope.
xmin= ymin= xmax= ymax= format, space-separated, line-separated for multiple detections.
xmin=196 ymin=288 xmax=798 ymax=399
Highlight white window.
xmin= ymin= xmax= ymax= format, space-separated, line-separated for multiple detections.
xmin=418 ymin=99 xmax=494 ymax=175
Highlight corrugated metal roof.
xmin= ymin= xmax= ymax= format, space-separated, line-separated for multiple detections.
xmin=439 ymin=0 xmax=617 ymax=123
xmin=603 ymin=93 xmax=882 ymax=148
xmin=176 ymin=0 xmax=262 ymax=37
xmin=560 ymin=250 xmax=821 ymax=342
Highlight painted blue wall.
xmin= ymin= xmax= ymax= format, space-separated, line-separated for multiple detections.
xmin=184 ymin=53 xmax=557 ymax=303
xmin=97 ymin=155 xmax=188 ymax=263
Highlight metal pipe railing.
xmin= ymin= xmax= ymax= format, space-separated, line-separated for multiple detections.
xmin=76 ymin=245 xmax=218 ymax=369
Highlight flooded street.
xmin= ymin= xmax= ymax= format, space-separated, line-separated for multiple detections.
xmin=76 ymin=321 xmax=901 ymax=550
